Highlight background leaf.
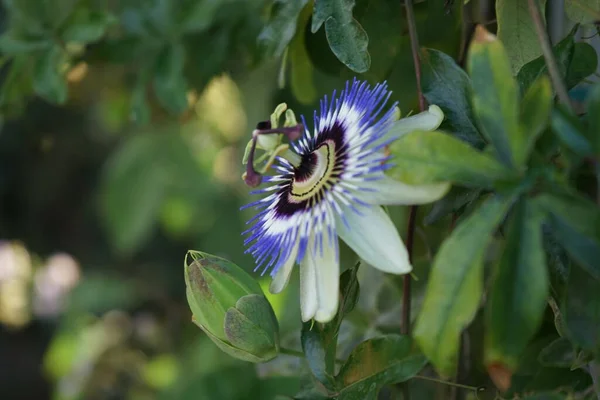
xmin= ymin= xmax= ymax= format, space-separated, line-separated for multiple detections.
xmin=33 ymin=46 xmax=67 ymax=105
xmin=565 ymin=0 xmax=600 ymax=23
xmin=311 ymin=0 xmax=370 ymax=73
xmin=257 ymin=0 xmax=309 ymax=60
xmin=420 ymin=48 xmax=485 ymax=148
xmin=496 ymin=0 xmax=547 ymax=73
xmin=153 ymin=43 xmax=189 ymax=114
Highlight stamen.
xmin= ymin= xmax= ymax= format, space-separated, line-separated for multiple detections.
xmin=253 ymin=124 xmax=304 ymax=141
xmin=244 ymin=121 xmax=305 ymax=188
xmin=244 ymin=136 xmax=263 ymax=187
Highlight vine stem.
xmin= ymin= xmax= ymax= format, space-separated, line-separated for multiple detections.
xmin=401 ymin=1 xmax=425 ymax=398
xmin=401 ymin=0 xmax=426 ymax=338
xmin=527 ymin=0 xmax=572 ymax=111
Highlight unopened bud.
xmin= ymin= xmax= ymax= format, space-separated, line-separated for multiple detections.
xmin=184 ymin=251 xmax=279 ymax=363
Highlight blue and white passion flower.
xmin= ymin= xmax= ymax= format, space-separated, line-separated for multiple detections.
xmin=242 ymin=79 xmax=449 ymax=323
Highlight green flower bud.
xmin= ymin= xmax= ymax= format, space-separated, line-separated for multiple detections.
xmin=184 ymin=251 xmax=280 ymax=363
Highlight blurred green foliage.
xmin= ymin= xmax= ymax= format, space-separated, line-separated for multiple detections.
xmin=1 ymin=0 xmax=600 ymax=399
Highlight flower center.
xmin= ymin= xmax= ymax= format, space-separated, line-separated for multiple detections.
xmin=289 ymin=140 xmax=336 ymax=203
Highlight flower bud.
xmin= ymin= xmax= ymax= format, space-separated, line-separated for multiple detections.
xmin=184 ymin=251 xmax=280 ymax=363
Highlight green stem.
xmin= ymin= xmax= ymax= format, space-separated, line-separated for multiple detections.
xmin=527 ymin=0 xmax=572 ymax=111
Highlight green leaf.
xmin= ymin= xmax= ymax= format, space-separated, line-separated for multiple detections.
xmin=353 ymin=0 xmax=403 ymax=82
xmin=485 ymin=199 xmax=548 ymax=371
xmin=100 ymin=134 xmax=167 ymax=254
xmin=301 ymin=324 xmax=336 ymax=390
xmin=289 ymin=4 xmax=317 ymax=104
xmin=550 ymin=105 xmax=594 ymax=157
xmin=299 ymin=264 xmax=359 ymax=391
xmin=585 ymin=83 xmax=600 ymax=154
xmin=516 ymin=26 xmax=597 ymax=94
xmin=517 ymin=76 xmax=552 ymax=165
xmin=339 ymin=263 xmax=360 ymax=317
xmin=33 ymin=45 xmax=68 ymax=105
xmin=468 ymin=26 xmax=520 ymax=168
xmin=61 ymin=9 xmax=116 ymax=43
xmin=0 ymin=32 xmax=51 ymax=54
xmin=336 ymin=335 xmax=427 ymax=400
xmin=565 ymin=42 xmax=598 ymax=89
xmin=562 ymin=264 xmax=600 ymax=352
xmin=565 ymin=0 xmax=600 ymax=23
xmin=100 ymin=133 xmax=201 ymax=254
xmin=311 ymin=0 xmax=370 ymax=73
xmin=537 ymin=192 xmax=600 ymax=280
xmin=420 ymin=48 xmax=485 ymax=148
xmin=257 ymin=0 xmax=309 ymax=60
xmin=538 ymin=337 xmax=576 ymax=368
xmin=388 ymin=130 xmax=512 ymax=188
xmin=414 ymin=194 xmax=516 ymax=377
xmin=153 ymin=43 xmax=188 ymax=114
xmin=496 ymin=0 xmax=547 ymax=73
xmin=516 ymin=26 xmax=577 ymax=94
xmin=423 ymin=187 xmax=482 ymax=225
xmin=520 ymin=394 xmax=568 ymax=400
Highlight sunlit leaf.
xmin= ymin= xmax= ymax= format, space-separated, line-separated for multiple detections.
xmin=336 ymin=335 xmax=427 ymax=400
xmin=485 ymin=199 xmax=548 ymax=371
xmin=468 ymin=26 xmax=520 ymax=168
xmin=414 ymin=194 xmax=516 ymax=377
xmin=388 ymin=130 xmax=512 ymax=188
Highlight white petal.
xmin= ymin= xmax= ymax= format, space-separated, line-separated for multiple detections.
xmin=299 ymin=233 xmax=340 ymax=322
xmin=358 ymin=175 xmax=450 ymax=205
xmin=269 ymin=237 xmax=300 ymax=294
xmin=300 ymin=251 xmax=318 ymax=322
xmin=336 ymin=205 xmax=411 ymax=274
xmin=386 ymin=105 xmax=444 ymax=139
